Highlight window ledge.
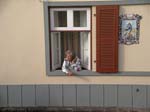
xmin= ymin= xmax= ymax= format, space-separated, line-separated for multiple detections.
xmin=47 ymin=70 xmax=150 ymax=76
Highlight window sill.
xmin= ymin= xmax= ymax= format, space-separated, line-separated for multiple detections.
xmin=47 ymin=70 xmax=150 ymax=76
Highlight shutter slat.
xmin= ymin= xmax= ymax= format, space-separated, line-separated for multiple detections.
xmin=96 ymin=5 xmax=119 ymax=73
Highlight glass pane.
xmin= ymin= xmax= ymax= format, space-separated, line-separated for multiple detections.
xmin=73 ymin=11 xmax=87 ymax=27
xmin=84 ymin=50 xmax=88 ymax=65
xmin=54 ymin=11 xmax=67 ymax=27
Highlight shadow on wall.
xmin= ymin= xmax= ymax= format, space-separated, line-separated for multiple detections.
xmin=119 ymin=45 xmax=125 ymax=71
xmin=119 ymin=7 xmax=126 ymax=72
xmin=0 ymin=0 xmax=10 ymax=13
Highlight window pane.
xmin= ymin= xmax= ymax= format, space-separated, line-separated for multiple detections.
xmin=54 ymin=11 xmax=67 ymax=27
xmin=73 ymin=11 xmax=87 ymax=27
xmin=80 ymin=32 xmax=89 ymax=68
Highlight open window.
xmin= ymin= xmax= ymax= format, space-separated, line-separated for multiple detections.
xmin=51 ymin=32 xmax=61 ymax=70
xmin=80 ymin=32 xmax=90 ymax=69
xmin=51 ymin=32 xmax=91 ymax=71
xmin=49 ymin=7 xmax=91 ymax=72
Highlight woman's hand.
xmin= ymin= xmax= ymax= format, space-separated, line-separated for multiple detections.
xmin=67 ymin=71 xmax=73 ymax=76
xmin=71 ymin=61 xmax=75 ymax=64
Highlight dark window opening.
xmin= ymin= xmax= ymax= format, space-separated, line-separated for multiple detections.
xmin=50 ymin=31 xmax=90 ymax=71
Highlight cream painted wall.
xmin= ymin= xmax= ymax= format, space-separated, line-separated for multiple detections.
xmin=92 ymin=7 xmax=96 ymax=71
xmin=0 ymin=0 xmax=150 ymax=85
xmin=119 ymin=5 xmax=150 ymax=71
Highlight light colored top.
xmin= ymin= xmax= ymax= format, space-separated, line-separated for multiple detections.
xmin=62 ymin=57 xmax=82 ymax=74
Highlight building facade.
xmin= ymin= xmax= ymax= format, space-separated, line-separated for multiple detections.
xmin=0 ymin=0 xmax=150 ymax=110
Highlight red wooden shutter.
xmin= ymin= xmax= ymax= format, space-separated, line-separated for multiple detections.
xmin=96 ymin=5 xmax=119 ymax=73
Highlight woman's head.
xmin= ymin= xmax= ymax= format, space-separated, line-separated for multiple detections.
xmin=65 ymin=50 xmax=73 ymax=61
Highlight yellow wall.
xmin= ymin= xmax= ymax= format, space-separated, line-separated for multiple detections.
xmin=119 ymin=5 xmax=150 ymax=71
xmin=0 ymin=0 xmax=150 ymax=85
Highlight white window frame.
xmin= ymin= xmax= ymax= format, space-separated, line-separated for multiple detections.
xmin=50 ymin=8 xmax=91 ymax=31
xmin=80 ymin=32 xmax=91 ymax=70
xmin=51 ymin=32 xmax=61 ymax=70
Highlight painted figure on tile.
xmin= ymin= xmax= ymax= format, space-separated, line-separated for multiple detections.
xmin=119 ymin=14 xmax=142 ymax=45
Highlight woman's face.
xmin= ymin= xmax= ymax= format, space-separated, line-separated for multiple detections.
xmin=66 ymin=54 xmax=72 ymax=61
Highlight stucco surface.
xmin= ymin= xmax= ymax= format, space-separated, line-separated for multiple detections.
xmin=0 ymin=0 xmax=150 ymax=84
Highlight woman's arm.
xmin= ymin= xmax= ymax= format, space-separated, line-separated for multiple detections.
xmin=62 ymin=60 xmax=73 ymax=76
xmin=62 ymin=60 xmax=69 ymax=74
